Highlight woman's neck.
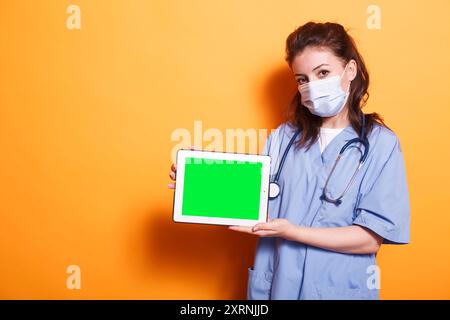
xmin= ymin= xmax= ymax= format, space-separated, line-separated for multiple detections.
xmin=321 ymin=107 xmax=350 ymax=129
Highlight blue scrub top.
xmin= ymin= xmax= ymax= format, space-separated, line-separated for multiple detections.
xmin=247 ymin=121 xmax=410 ymax=300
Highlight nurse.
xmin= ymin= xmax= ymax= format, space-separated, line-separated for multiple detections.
xmin=169 ymin=21 xmax=410 ymax=300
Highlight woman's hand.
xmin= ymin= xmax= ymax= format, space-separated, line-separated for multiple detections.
xmin=168 ymin=162 xmax=177 ymax=189
xmin=229 ymin=220 xmax=383 ymax=254
xmin=168 ymin=146 xmax=200 ymax=189
xmin=228 ymin=218 xmax=297 ymax=240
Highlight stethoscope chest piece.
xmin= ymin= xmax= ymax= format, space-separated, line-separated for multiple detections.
xmin=269 ymin=182 xmax=280 ymax=199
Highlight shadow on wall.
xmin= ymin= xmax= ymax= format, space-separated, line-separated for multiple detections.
xmin=258 ymin=63 xmax=298 ymax=129
xmin=137 ymin=206 xmax=258 ymax=299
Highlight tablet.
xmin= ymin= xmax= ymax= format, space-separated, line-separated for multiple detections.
xmin=172 ymin=149 xmax=271 ymax=226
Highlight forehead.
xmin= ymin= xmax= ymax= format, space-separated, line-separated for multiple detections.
xmin=291 ymin=46 xmax=342 ymax=73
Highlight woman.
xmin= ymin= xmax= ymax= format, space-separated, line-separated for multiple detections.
xmin=168 ymin=22 xmax=410 ymax=300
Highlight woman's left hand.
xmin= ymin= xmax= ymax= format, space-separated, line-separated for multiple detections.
xmin=228 ymin=218 xmax=297 ymax=239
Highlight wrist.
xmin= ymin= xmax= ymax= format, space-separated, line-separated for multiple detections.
xmin=283 ymin=224 xmax=303 ymax=242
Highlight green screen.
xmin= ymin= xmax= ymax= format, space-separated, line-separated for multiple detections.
xmin=182 ymin=157 xmax=263 ymax=220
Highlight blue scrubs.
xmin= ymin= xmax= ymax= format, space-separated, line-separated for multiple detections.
xmin=247 ymin=122 xmax=410 ymax=300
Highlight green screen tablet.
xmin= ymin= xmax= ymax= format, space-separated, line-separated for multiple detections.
xmin=173 ymin=149 xmax=271 ymax=226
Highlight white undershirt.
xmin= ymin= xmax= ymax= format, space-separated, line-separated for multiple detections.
xmin=319 ymin=127 xmax=345 ymax=153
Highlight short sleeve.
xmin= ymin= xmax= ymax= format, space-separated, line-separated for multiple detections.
xmin=262 ymin=122 xmax=287 ymax=155
xmin=262 ymin=123 xmax=290 ymax=176
xmin=353 ymin=133 xmax=410 ymax=244
xmin=262 ymin=131 xmax=273 ymax=156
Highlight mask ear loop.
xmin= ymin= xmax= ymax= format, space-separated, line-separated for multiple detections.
xmin=340 ymin=62 xmax=352 ymax=108
xmin=341 ymin=62 xmax=349 ymax=78
xmin=342 ymin=62 xmax=352 ymax=94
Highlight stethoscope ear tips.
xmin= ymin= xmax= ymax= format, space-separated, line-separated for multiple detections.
xmin=269 ymin=182 xmax=280 ymax=199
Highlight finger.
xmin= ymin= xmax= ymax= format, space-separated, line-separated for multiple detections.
xmin=169 ymin=171 xmax=176 ymax=180
xmin=228 ymin=226 xmax=254 ymax=234
xmin=228 ymin=225 xmax=252 ymax=232
xmin=252 ymin=223 xmax=271 ymax=232
xmin=171 ymin=163 xmax=177 ymax=172
xmin=168 ymin=182 xmax=176 ymax=189
xmin=253 ymin=230 xmax=277 ymax=237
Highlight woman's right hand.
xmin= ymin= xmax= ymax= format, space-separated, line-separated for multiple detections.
xmin=168 ymin=146 xmax=200 ymax=189
xmin=168 ymin=162 xmax=177 ymax=189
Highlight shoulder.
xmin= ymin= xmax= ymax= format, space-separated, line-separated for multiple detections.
xmin=263 ymin=122 xmax=298 ymax=154
xmin=370 ymin=123 xmax=398 ymax=145
xmin=368 ymin=123 xmax=403 ymax=159
xmin=273 ymin=121 xmax=299 ymax=140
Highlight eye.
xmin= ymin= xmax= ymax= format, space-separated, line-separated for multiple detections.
xmin=296 ymin=77 xmax=308 ymax=85
xmin=318 ymin=70 xmax=330 ymax=78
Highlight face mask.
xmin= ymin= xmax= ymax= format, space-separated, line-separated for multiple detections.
xmin=298 ymin=63 xmax=350 ymax=117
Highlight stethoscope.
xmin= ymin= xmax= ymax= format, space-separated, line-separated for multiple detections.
xmin=268 ymin=114 xmax=369 ymax=205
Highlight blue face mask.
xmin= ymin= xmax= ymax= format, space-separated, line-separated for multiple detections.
xmin=298 ymin=63 xmax=351 ymax=117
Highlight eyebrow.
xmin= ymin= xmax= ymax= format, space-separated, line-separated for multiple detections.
xmin=294 ymin=63 xmax=330 ymax=76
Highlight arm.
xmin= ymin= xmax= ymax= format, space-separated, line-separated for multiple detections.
xmin=284 ymin=224 xmax=383 ymax=254
xmin=229 ymin=219 xmax=383 ymax=255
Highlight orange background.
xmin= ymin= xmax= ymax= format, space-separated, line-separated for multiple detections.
xmin=0 ymin=0 xmax=449 ymax=299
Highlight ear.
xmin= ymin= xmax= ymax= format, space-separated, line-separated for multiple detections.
xmin=348 ymin=59 xmax=358 ymax=81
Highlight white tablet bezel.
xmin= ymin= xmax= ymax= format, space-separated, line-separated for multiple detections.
xmin=173 ymin=149 xmax=271 ymax=226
